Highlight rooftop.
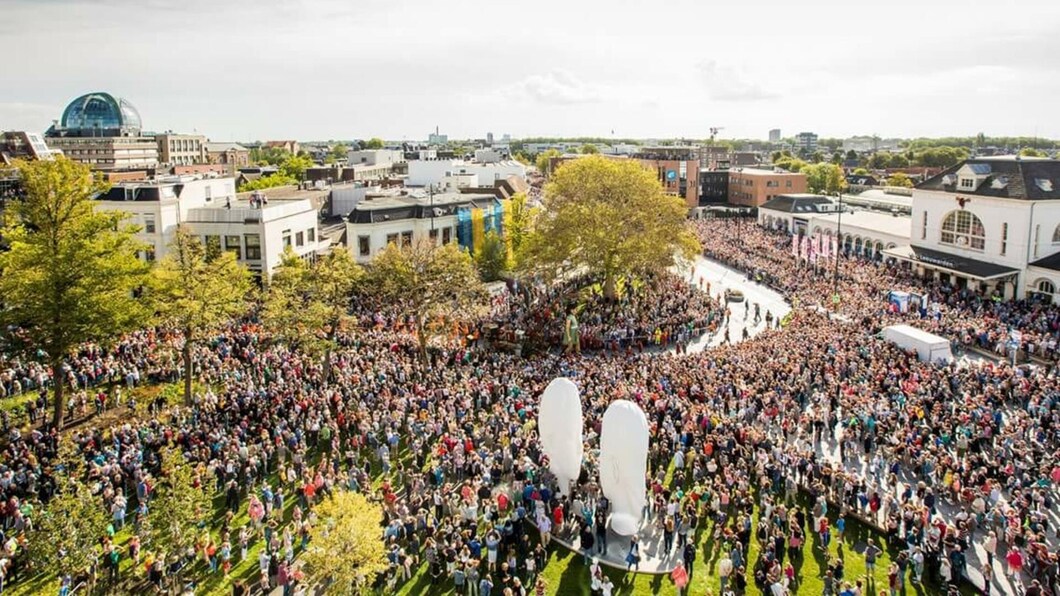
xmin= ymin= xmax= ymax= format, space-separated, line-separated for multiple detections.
xmin=731 ymin=167 xmax=803 ymax=176
xmin=917 ymin=156 xmax=1060 ymax=200
xmin=347 ymin=191 xmax=498 ymax=224
xmin=811 ymin=210 xmax=912 ymax=238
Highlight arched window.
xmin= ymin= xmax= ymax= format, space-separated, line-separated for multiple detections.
xmin=940 ymin=210 xmax=986 ymax=250
xmin=1038 ymin=279 xmax=1056 ymax=295
xmin=1052 ymin=225 xmax=1060 ymax=244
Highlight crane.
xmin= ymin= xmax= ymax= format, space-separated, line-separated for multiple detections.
xmin=709 ymin=127 xmax=725 ymax=144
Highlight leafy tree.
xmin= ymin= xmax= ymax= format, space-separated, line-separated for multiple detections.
xmin=525 ymin=155 xmax=700 ymax=299
xmin=366 ymin=240 xmax=487 ymax=362
xmin=886 ymin=172 xmax=915 ymax=188
xmin=852 ymin=168 xmax=870 ymax=176
xmin=264 ymin=247 xmax=364 ymax=379
xmin=363 ymin=138 xmax=385 ymax=149
xmin=474 ymin=230 xmax=508 ymax=282
xmin=804 ymin=163 xmax=848 ymax=195
xmin=249 ymin=146 xmax=290 ymax=166
xmin=279 ymin=154 xmax=314 ymax=180
xmin=0 ymin=158 xmax=150 ymax=428
xmin=534 ymin=149 xmax=562 ymax=176
xmin=867 ymin=152 xmax=892 ymax=169
xmin=810 ymin=151 xmax=825 ymax=164
xmin=28 ymin=443 xmax=109 ymax=587
xmin=1020 ymin=147 xmax=1047 ymax=158
xmin=579 ymin=144 xmax=599 ymax=154
xmin=152 ymin=228 xmax=252 ymax=404
xmin=512 ymin=152 xmax=532 ymax=166
xmin=330 ymin=143 xmax=348 ymax=159
xmin=141 ymin=448 xmax=211 ymax=584
xmin=300 ymin=490 xmax=388 ymax=594
xmin=774 ymin=157 xmax=809 ymax=173
xmin=830 ymin=152 xmax=844 ymax=165
xmin=238 ymin=173 xmax=298 ymax=192
xmin=845 ymin=149 xmax=859 ymax=161
xmin=889 ymin=153 xmax=910 ymax=168
xmin=504 ymin=192 xmax=537 ymax=270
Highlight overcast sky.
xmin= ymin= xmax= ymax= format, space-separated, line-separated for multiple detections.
xmin=4 ymin=0 xmax=1059 ymax=142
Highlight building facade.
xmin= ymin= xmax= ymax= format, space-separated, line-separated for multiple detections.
xmin=156 ymin=133 xmax=207 ymax=166
xmin=345 ymin=191 xmax=501 ymax=263
xmin=632 ymin=147 xmax=700 ymax=208
xmin=0 ymin=131 xmax=56 ymax=164
xmin=205 ymin=142 xmax=251 ymax=170
xmin=795 ymin=132 xmax=818 ymax=153
xmin=45 ymin=92 xmax=159 ymax=171
xmin=883 ymin=157 xmax=1060 ymax=300
xmin=94 ymin=176 xmax=323 ymax=278
xmin=728 ymin=168 xmax=808 ymax=207
xmin=769 ymin=129 xmax=781 ymax=143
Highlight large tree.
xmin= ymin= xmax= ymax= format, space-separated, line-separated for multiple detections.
xmin=525 ymin=155 xmax=700 ymax=298
xmin=152 ymin=228 xmax=251 ymax=404
xmin=28 ymin=443 xmax=109 ymax=588
xmin=534 ymin=149 xmax=562 ymax=176
xmin=264 ymin=247 xmax=364 ymax=379
xmin=366 ymin=239 xmax=487 ymax=362
xmin=362 ymin=138 xmax=385 ymax=149
xmin=300 ymin=490 xmax=387 ymax=594
xmin=0 ymin=157 xmax=150 ymax=428
xmin=503 ymin=192 xmax=537 ymax=270
xmin=141 ymin=448 xmax=211 ymax=587
xmin=804 ymin=163 xmax=848 ymax=195
xmin=473 ymin=230 xmax=507 ymax=282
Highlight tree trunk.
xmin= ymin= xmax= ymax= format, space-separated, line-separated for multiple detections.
xmin=416 ymin=319 xmax=428 ymax=367
xmin=51 ymin=356 xmax=65 ymax=430
xmin=603 ymin=275 xmax=617 ymax=300
xmin=322 ymin=321 xmax=338 ymax=382
xmin=183 ymin=327 xmax=194 ymax=406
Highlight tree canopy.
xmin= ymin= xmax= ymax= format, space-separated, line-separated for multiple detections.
xmin=886 ymin=172 xmax=915 ymax=188
xmin=503 ymin=192 xmax=537 ymax=270
xmin=473 ymin=230 xmax=508 ymax=282
xmin=0 ymin=157 xmax=151 ymax=428
xmin=365 ymin=240 xmax=487 ymax=362
xmin=362 ymin=138 xmax=385 ymax=149
xmin=152 ymin=228 xmax=252 ymax=403
xmin=264 ymin=247 xmax=364 ymax=378
xmin=300 ymin=490 xmax=388 ymax=593
xmin=534 ymin=149 xmax=562 ymax=176
xmin=525 ymin=155 xmax=700 ymax=298
xmin=803 ymin=163 xmax=848 ymax=195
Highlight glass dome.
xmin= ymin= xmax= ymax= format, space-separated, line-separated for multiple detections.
xmin=59 ymin=92 xmax=142 ymax=133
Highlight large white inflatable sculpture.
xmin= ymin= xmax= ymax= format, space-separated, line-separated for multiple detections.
xmin=599 ymin=400 xmax=649 ymax=536
xmin=538 ymin=377 xmax=584 ymax=497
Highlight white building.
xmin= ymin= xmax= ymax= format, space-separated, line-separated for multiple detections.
xmin=345 ymin=190 xmax=500 ymax=263
xmin=883 ymin=157 xmax=1060 ymax=300
xmin=406 ymin=159 xmax=527 ymax=188
xmin=347 ymin=149 xmax=404 ymax=167
xmin=759 ymin=193 xmax=910 ymax=260
xmin=95 ymin=176 xmax=325 ymax=279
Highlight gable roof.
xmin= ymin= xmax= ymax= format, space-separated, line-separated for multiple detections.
xmin=917 ymin=157 xmax=1060 ymax=200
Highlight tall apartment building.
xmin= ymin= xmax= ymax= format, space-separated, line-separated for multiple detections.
xmin=795 ymin=132 xmax=819 ymax=153
xmin=769 ymin=129 xmax=781 ymax=143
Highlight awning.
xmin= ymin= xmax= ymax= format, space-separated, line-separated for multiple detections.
xmin=883 ymin=245 xmax=1019 ymax=281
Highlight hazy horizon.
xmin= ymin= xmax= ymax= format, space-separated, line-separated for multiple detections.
xmin=4 ymin=0 xmax=1059 ymax=143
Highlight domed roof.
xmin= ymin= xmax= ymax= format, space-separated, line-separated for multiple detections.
xmin=60 ymin=92 xmax=142 ymax=133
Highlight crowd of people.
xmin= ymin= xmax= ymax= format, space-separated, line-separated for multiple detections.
xmin=0 ymin=218 xmax=1058 ymax=595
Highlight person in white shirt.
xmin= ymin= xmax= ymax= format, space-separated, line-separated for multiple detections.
xmin=600 ymin=576 xmax=614 ymax=596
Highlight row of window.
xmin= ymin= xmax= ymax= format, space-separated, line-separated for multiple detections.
xmin=357 ymin=227 xmax=453 ymax=256
xmin=204 ymin=234 xmax=262 ymax=260
xmin=923 ymin=209 xmax=1060 ymax=256
xmin=281 ymin=227 xmax=316 ymax=250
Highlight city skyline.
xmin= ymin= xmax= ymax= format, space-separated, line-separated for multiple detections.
xmin=4 ymin=0 xmax=1059 ymax=142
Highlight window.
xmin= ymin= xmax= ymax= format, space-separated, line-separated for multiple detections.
xmin=921 ymin=211 xmax=927 ymax=240
xmin=429 ymin=228 xmax=439 ymax=243
xmin=143 ymin=216 xmax=156 ymax=234
xmin=307 ymin=228 xmax=315 ymax=242
xmin=401 ymin=231 xmax=413 ymax=247
xmin=1038 ymin=279 xmax=1056 ymax=296
xmin=204 ymin=185 xmax=212 ymax=202
xmin=1052 ymin=224 xmax=1060 ymax=244
xmin=245 ymin=234 xmax=261 ymax=260
xmin=766 ymin=181 xmax=779 ymax=188
xmin=296 ymin=231 xmax=304 ymax=247
xmin=785 ymin=180 xmax=792 ymax=188
xmin=442 ymin=227 xmax=452 ymax=244
xmin=960 ymin=178 xmax=974 ymax=189
xmin=225 ymin=235 xmax=242 ymax=259
xmin=386 ymin=233 xmax=398 ymax=245
xmin=939 ymin=210 xmax=985 ymax=251
xmin=143 ymin=247 xmax=156 ymax=262
xmin=358 ymin=236 xmax=371 ymax=256
xmin=1001 ymin=223 xmax=1008 ymax=256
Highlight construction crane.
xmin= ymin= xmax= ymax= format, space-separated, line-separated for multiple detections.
xmin=709 ymin=127 xmax=725 ymax=144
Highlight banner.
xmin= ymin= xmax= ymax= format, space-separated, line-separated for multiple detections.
xmin=792 ymin=233 xmax=799 ymax=257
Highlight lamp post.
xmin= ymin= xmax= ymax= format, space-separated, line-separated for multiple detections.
xmin=832 ymin=190 xmax=844 ymax=311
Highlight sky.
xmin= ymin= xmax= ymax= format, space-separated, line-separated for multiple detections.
xmin=3 ymin=0 xmax=1059 ymax=142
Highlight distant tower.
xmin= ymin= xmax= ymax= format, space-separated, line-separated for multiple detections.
xmin=487 ymin=132 xmax=494 ymax=145
xmin=769 ymin=129 xmax=781 ymax=143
